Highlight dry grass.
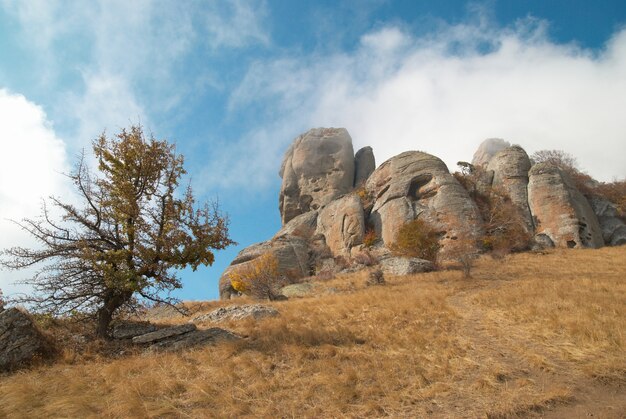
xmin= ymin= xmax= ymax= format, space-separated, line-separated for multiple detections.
xmin=1 ymin=247 xmax=625 ymax=418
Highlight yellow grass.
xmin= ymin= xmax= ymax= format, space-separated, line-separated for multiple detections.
xmin=1 ymin=246 xmax=625 ymax=418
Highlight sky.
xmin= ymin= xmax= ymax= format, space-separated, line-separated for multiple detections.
xmin=1 ymin=0 xmax=625 ymax=301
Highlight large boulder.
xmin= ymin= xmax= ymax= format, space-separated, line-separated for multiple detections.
xmin=379 ymin=256 xmax=434 ymax=275
xmin=527 ymin=163 xmax=604 ymax=248
xmin=486 ymin=145 xmax=534 ymax=229
xmin=279 ymin=128 xmax=355 ymax=224
xmin=589 ymin=196 xmax=626 ymax=246
xmin=365 ymin=151 xmax=483 ymax=258
xmin=273 ymin=210 xmax=318 ymax=240
xmin=1 ymin=308 xmax=54 ymax=372
xmin=471 ymin=138 xmax=511 ymax=167
xmin=354 ymin=146 xmax=376 ymax=186
xmin=316 ymin=194 xmax=365 ymax=256
xmin=219 ymin=235 xmax=311 ymax=299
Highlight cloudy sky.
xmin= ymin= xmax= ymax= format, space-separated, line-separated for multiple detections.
xmin=1 ymin=0 xmax=625 ymax=300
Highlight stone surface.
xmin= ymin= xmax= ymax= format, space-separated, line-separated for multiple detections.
xmin=193 ymin=305 xmax=279 ymax=323
xmin=486 ymin=145 xmax=534 ymax=230
xmin=112 ymin=321 xmax=158 ymax=339
xmin=471 ymin=138 xmax=511 ymax=167
xmin=589 ymin=197 xmax=626 ymax=246
xmin=379 ymin=256 xmax=434 ymax=276
xmin=365 ymin=151 xmax=483 ymax=258
xmin=531 ymin=233 xmax=555 ymax=250
xmin=0 ymin=308 xmax=53 ymax=372
xmin=132 ymin=323 xmax=197 ymax=344
xmin=279 ymin=128 xmax=355 ymax=224
xmin=316 ymin=194 xmax=365 ymax=256
xmin=150 ymin=328 xmax=241 ymax=351
xmin=527 ymin=163 xmax=604 ymax=248
xmin=274 ymin=211 xmax=318 ymax=240
xmin=354 ymin=146 xmax=376 ymax=186
xmin=219 ymin=235 xmax=311 ymax=299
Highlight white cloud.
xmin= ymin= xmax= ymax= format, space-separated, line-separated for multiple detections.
xmin=0 ymin=89 xmax=71 ymax=296
xmin=227 ymin=18 xmax=626 ymax=184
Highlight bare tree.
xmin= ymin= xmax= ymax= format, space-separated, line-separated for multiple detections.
xmin=1 ymin=125 xmax=234 ymax=337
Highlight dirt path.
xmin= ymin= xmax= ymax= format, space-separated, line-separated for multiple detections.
xmin=444 ymin=281 xmax=626 ymax=418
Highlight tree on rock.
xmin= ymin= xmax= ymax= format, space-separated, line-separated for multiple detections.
xmin=0 ymin=125 xmax=234 ymax=337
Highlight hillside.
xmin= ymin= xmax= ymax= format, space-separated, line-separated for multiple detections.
xmin=1 ymin=246 xmax=625 ymax=417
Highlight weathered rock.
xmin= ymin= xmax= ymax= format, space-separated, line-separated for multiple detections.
xmin=379 ymin=256 xmax=434 ymax=275
xmin=112 ymin=321 xmax=158 ymax=339
xmin=589 ymin=196 xmax=626 ymax=246
xmin=487 ymin=145 xmax=534 ymax=229
xmin=354 ymin=146 xmax=376 ymax=186
xmin=527 ymin=163 xmax=604 ymax=248
xmin=366 ymin=268 xmax=385 ymax=286
xmin=316 ymin=194 xmax=365 ymax=256
xmin=471 ymin=138 xmax=511 ymax=167
xmin=274 ymin=211 xmax=318 ymax=240
xmin=219 ymin=235 xmax=311 ymax=299
xmin=150 ymin=328 xmax=241 ymax=351
xmin=193 ymin=305 xmax=279 ymax=323
xmin=132 ymin=323 xmax=196 ymax=344
xmin=366 ymin=151 xmax=483 ymax=258
xmin=281 ymin=283 xmax=320 ymax=298
xmin=0 ymin=308 xmax=54 ymax=372
xmin=531 ymin=233 xmax=555 ymax=250
xmin=279 ymin=128 xmax=355 ymax=224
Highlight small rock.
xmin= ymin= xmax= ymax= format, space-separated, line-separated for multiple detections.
xmin=132 ymin=323 xmax=196 ymax=344
xmin=193 ymin=305 xmax=279 ymax=323
xmin=380 ymin=256 xmax=434 ymax=275
xmin=150 ymin=328 xmax=241 ymax=351
xmin=366 ymin=268 xmax=385 ymax=286
xmin=112 ymin=321 xmax=158 ymax=339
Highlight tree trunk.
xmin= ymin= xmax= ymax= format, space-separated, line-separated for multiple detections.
xmin=95 ymin=290 xmax=132 ymax=339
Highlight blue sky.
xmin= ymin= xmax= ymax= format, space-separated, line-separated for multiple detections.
xmin=1 ymin=0 xmax=625 ymax=301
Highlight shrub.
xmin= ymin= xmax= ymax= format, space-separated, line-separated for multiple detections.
xmin=352 ymin=250 xmax=378 ymax=266
xmin=228 ymin=253 xmax=285 ymax=300
xmin=392 ymin=219 xmax=441 ymax=261
xmin=363 ymin=228 xmax=378 ymax=248
xmin=479 ymin=188 xmax=532 ymax=256
xmin=366 ymin=268 xmax=385 ymax=286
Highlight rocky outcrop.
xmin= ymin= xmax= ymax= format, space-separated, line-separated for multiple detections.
xmin=486 ymin=145 xmax=533 ymax=229
xmin=193 ymin=305 xmax=279 ymax=323
xmin=354 ymin=146 xmax=375 ymax=186
xmin=279 ymin=128 xmax=355 ymax=224
xmin=472 ymin=138 xmax=511 ymax=167
xmin=274 ymin=211 xmax=318 ymax=240
xmin=316 ymin=194 xmax=365 ymax=256
xmin=219 ymin=235 xmax=311 ymax=299
xmin=132 ymin=324 xmax=197 ymax=344
xmin=527 ymin=163 xmax=604 ymax=248
xmin=1 ymin=308 xmax=54 ymax=372
xmin=365 ymin=151 xmax=483 ymax=258
xmin=589 ymin=197 xmax=626 ymax=246
xmin=112 ymin=321 xmax=158 ymax=339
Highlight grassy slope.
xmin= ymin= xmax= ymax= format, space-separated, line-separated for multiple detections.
xmin=1 ymin=247 xmax=625 ymax=418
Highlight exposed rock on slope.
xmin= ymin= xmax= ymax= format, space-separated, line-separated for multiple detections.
xmin=1 ymin=308 xmax=54 ymax=372
xmin=486 ymin=145 xmax=534 ymax=229
xmin=527 ymin=163 xmax=604 ymax=248
xmin=589 ymin=197 xmax=626 ymax=246
xmin=279 ymin=128 xmax=355 ymax=224
xmin=365 ymin=151 xmax=483 ymax=257
xmin=354 ymin=146 xmax=376 ymax=186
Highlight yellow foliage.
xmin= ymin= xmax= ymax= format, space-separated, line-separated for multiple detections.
xmin=228 ymin=253 xmax=281 ymax=299
xmin=392 ymin=218 xmax=440 ymax=261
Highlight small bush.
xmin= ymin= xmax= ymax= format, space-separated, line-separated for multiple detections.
xmin=392 ymin=219 xmax=441 ymax=262
xmin=363 ymin=228 xmax=378 ymax=248
xmin=366 ymin=268 xmax=385 ymax=286
xmin=228 ymin=253 xmax=286 ymax=300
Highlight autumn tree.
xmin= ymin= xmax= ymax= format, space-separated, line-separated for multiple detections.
xmin=227 ymin=253 xmax=285 ymax=300
xmin=0 ymin=125 xmax=233 ymax=337
xmin=530 ymin=149 xmax=578 ymax=173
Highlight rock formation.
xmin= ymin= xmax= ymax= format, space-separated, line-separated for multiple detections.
xmin=471 ymin=138 xmax=511 ymax=167
xmin=527 ymin=163 xmax=604 ymax=248
xmin=365 ymin=151 xmax=483 ymax=257
xmin=1 ymin=308 xmax=54 ymax=372
xmin=218 ymin=128 xmax=622 ymax=300
xmin=486 ymin=145 xmax=534 ymax=229
xmin=279 ymin=128 xmax=355 ymax=224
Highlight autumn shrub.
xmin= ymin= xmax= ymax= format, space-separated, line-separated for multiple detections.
xmin=365 ymin=268 xmax=385 ymax=286
xmin=227 ymin=253 xmax=286 ymax=301
xmin=392 ymin=218 xmax=441 ymax=261
xmin=363 ymin=228 xmax=378 ymax=248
